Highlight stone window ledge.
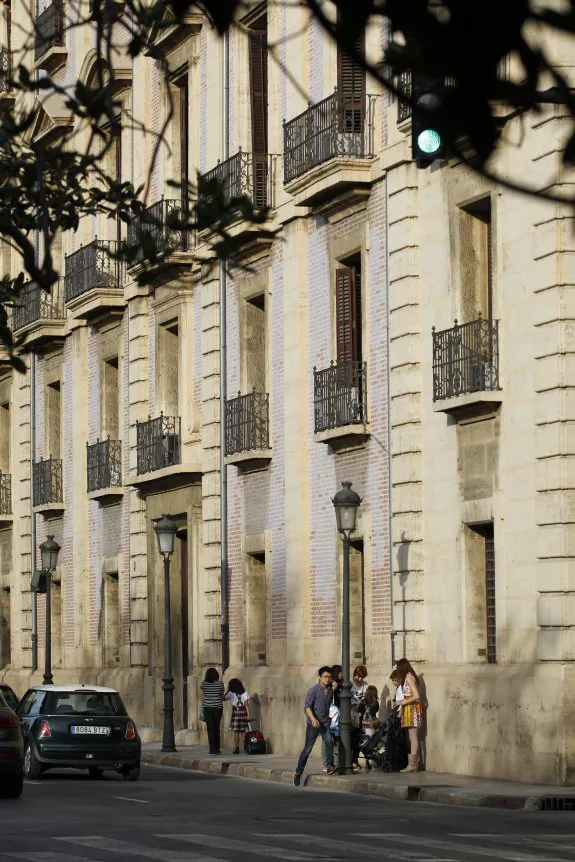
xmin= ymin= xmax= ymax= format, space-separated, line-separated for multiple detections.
xmin=285 ymin=158 xmax=375 ymax=211
xmin=0 ymin=513 xmax=13 ymax=528
xmin=87 ymin=487 xmax=124 ymax=507
xmin=35 ymin=46 xmax=67 ymax=75
xmin=433 ymin=391 xmax=503 ymax=419
xmin=225 ymin=449 xmax=272 ymax=473
xmin=14 ymin=319 xmax=67 ymax=352
xmin=33 ymin=502 xmax=65 ymax=518
xmin=65 ymin=288 xmax=126 ymax=322
xmin=314 ymin=424 xmax=370 ymax=452
xmin=129 ymin=463 xmax=201 ymax=497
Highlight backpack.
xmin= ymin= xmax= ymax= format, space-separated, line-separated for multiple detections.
xmin=244 ymin=728 xmax=267 ymax=755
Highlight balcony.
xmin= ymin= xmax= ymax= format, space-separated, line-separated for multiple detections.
xmin=87 ymin=438 xmax=123 ymax=505
xmin=396 ymin=71 xmax=412 ymax=124
xmin=33 ymin=457 xmax=64 ymax=516
xmin=283 ymin=89 xmax=376 ymax=215
xmin=0 ymin=50 xmax=14 ymax=101
xmin=35 ymin=1 xmax=66 ymax=72
xmin=313 ymin=360 xmax=369 ymax=448
xmin=64 ymin=239 xmax=126 ymax=320
xmin=0 ymin=472 xmax=11 ymax=526
xmin=198 ymin=151 xmax=278 ymax=252
xmin=12 ymin=280 xmax=67 ymax=351
xmin=127 ymin=198 xmax=195 ymax=286
xmin=432 ymin=315 xmax=502 ymax=416
xmin=132 ymin=413 xmax=199 ymax=496
xmin=225 ymin=389 xmax=271 ymax=471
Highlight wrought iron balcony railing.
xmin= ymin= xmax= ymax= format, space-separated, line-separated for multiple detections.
xmin=12 ymin=280 xmax=65 ymax=333
xmin=313 ymin=360 xmax=367 ymax=433
xmin=284 ymin=89 xmax=375 ymax=185
xmin=35 ymin=0 xmax=65 ymax=61
xmin=127 ymin=198 xmax=194 ymax=265
xmin=136 ymin=413 xmax=181 ymax=475
xmin=64 ymin=239 xmax=125 ymax=303
xmin=87 ymin=438 xmax=122 ymax=492
xmin=225 ymin=389 xmax=270 ymax=456
xmin=0 ymin=49 xmax=12 ymax=93
xmin=432 ymin=314 xmax=500 ymax=401
xmin=199 ymin=151 xmax=276 ymax=214
xmin=33 ymin=457 xmax=63 ymax=506
xmin=0 ymin=472 xmax=11 ymax=515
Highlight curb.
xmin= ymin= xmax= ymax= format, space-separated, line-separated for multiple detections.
xmin=141 ymin=751 xmax=557 ymax=811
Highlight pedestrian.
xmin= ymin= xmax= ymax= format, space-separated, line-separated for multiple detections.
xmin=331 ymin=664 xmax=343 ymax=707
xmin=200 ymin=667 xmax=225 ymax=755
xmin=351 ymin=664 xmax=368 ymax=703
xmin=225 ymin=677 xmax=251 ymax=754
xmin=293 ymin=666 xmax=337 ymax=786
xmin=353 ymin=685 xmax=379 ymax=770
xmin=392 ymin=657 xmax=423 ymax=772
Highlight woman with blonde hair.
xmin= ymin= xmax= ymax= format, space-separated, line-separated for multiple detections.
xmin=393 ymin=657 xmax=423 ymax=772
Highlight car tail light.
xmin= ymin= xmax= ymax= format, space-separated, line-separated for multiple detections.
xmin=39 ymin=720 xmax=51 ymax=738
xmin=0 ymin=710 xmax=19 ymax=729
xmin=125 ymin=721 xmax=136 ymax=740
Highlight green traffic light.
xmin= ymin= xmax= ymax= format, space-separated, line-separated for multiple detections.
xmin=417 ymin=129 xmax=442 ymax=155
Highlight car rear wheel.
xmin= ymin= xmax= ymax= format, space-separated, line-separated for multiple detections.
xmin=121 ymin=764 xmax=140 ymax=782
xmin=88 ymin=767 xmax=104 ymax=779
xmin=0 ymin=774 xmax=23 ymax=798
xmin=23 ymin=744 xmax=42 ymax=780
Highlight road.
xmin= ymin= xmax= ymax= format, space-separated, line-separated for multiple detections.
xmin=0 ymin=765 xmax=574 ymax=862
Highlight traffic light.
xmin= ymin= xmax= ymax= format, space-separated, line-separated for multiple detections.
xmin=411 ymin=72 xmax=447 ymax=167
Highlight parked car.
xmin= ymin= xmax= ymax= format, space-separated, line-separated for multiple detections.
xmin=0 ymin=683 xmax=19 ymax=712
xmin=17 ymin=684 xmax=141 ymax=781
xmin=0 ymin=689 xmax=23 ymax=798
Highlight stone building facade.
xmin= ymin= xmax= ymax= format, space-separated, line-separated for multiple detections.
xmin=0 ymin=1 xmax=574 ymax=783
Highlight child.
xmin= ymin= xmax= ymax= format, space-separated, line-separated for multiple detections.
xmin=356 ymin=686 xmax=379 ymax=770
xmin=224 ymin=678 xmax=251 ymax=754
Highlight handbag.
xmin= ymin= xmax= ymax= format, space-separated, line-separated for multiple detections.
xmin=199 ymin=706 xmax=206 ymax=722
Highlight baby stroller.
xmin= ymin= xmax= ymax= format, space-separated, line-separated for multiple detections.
xmin=359 ymin=710 xmax=408 ymax=772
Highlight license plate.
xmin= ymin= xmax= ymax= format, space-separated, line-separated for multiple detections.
xmin=71 ymin=726 xmax=109 ymax=735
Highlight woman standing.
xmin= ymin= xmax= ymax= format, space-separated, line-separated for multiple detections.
xmin=200 ymin=667 xmax=225 ymax=755
xmin=350 ymin=665 xmax=368 ymax=703
xmin=225 ymin=678 xmax=251 ymax=754
xmin=393 ymin=657 xmax=423 ymax=772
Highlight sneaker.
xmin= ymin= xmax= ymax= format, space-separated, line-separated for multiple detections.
xmin=326 ymin=765 xmax=336 ymax=776
xmin=293 ymin=771 xmax=302 ymax=787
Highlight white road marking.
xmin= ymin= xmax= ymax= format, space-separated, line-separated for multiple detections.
xmin=359 ymin=833 xmax=568 ymax=862
xmin=23 ymin=780 xmax=43 ymax=785
xmin=450 ymin=835 xmax=575 ymax=856
xmin=56 ymin=837 xmax=218 ymax=862
xmin=5 ymin=854 xmax=100 ymax=862
xmin=159 ymin=833 xmax=325 ymax=861
xmin=113 ymin=796 xmax=150 ymax=803
xmin=252 ymin=834 xmax=456 ymax=861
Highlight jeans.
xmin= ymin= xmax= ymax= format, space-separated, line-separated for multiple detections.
xmin=296 ymin=722 xmax=334 ymax=773
xmin=204 ymin=707 xmax=223 ymax=753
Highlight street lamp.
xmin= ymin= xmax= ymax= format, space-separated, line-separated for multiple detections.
xmin=39 ymin=535 xmax=60 ymax=686
xmin=155 ymin=514 xmax=177 ymax=753
xmin=332 ymin=481 xmax=361 ymax=774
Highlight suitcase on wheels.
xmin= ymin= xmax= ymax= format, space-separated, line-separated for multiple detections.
xmin=244 ymin=727 xmax=267 ymax=755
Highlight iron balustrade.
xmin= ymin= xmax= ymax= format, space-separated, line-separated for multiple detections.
xmin=86 ymin=438 xmax=122 ymax=492
xmin=313 ymin=360 xmax=367 ymax=433
xmin=127 ymin=198 xmax=194 ymax=265
xmin=0 ymin=472 xmax=11 ymax=515
xmin=199 ymin=151 xmax=276 ymax=213
xmin=284 ymin=90 xmax=375 ymax=185
xmin=35 ymin=0 xmax=65 ymax=61
xmin=225 ymin=390 xmax=270 ymax=456
xmin=64 ymin=240 xmax=125 ymax=303
xmin=432 ymin=315 xmax=500 ymax=401
xmin=33 ymin=457 xmax=63 ymax=506
xmin=0 ymin=49 xmax=12 ymax=92
xmin=397 ymin=71 xmax=412 ymax=123
xmin=136 ymin=413 xmax=181 ymax=475
xmin=12 ymin=280 xmax=65 ymax=332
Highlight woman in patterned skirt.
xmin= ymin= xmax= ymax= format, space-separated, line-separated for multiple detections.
xmin=393 ymin=658 xmax=423 ymax=772
xmin=225 ymin=678 xmax=251 ymax=754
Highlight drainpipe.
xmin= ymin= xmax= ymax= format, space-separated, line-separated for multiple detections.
xmin=219 ymin=29 xmax=230 ymax=674
xmin=30 ymin=351 xmax=38 ymax=672
xmin=385 ymin=178 xmax=395 ymax=668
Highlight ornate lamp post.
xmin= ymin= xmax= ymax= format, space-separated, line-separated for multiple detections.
xmin=154 ymin=514 xmax=177 ymax=753
xmin=39 ymin=535 xmax=60 ymax=686
xmin=332 ymin=481 xmax=361 ymax=774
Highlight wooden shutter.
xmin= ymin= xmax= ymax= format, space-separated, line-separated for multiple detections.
xmin=336 ymin=266 xmax=361 ymax=365
xmin=179 ymin=77 xmax=189 ymax=194
xmin=249 ymin=30 xmax=268 ymax=155
xmin=337 ymin=21 xmax=366 ymax=133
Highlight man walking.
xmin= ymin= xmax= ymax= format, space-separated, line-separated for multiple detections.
xmin=293 ymin=666 xmax=337 ymax=786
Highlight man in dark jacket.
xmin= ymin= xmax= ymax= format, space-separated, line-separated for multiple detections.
xmin=293 ymin=666 xmax=337 ymax=786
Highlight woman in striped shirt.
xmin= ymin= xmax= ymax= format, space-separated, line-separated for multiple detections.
xmin=200 ymin=667 xmax=225 ymax=754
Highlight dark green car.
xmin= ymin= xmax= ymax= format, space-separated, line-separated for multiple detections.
xmin=17 ymin=684 xmax=141 ymax=781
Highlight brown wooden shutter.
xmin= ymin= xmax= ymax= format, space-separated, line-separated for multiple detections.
xmin=337 ymin=20 xmax=366 ymax=132
xmin=336 ymin=266 xmax=360 ymax=364
xmin=249 ymin=30 xmax=268 ymax=155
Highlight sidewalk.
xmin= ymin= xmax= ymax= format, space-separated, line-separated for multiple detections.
xmin=141 ymin=742 xmax=575 ymax=811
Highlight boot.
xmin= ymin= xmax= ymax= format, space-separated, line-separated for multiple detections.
xmin=400 ymin=754 xmax=420 ymax=773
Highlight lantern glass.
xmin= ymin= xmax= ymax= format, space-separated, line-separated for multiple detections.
xmin=337 ymin=504 xmax=357 ymax=535
xmin=332 ymin=481 xmax=361 ymax=538
xmin=155 ymin=515 xmax=177 ymax=557
xmin=40 ymin=535 xmax=60 ymax=572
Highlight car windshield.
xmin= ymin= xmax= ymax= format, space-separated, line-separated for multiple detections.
xmin=1 ymin=687 xmax=18 ymax=711
xmin=51 ymin=692 xmax=126 ymax=716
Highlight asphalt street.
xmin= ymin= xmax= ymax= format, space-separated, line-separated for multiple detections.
xmin=1 ymin=764 xmax=575 ymax=862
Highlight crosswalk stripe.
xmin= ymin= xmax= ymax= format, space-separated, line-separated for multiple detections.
xmin=55 ymin=837 xmax=218 ymax=862
xmin=359 ymin=833 xmax=567 ymax=862
xmin=451 ymin=836 xmax=575 ymax=857
xmin=253 ymin=833 xmax=457 ymax=862
xmin=4 ymin=854 xmax=98 ymax=862
xmin=159 ymin=833 xmax=326 ymax=861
